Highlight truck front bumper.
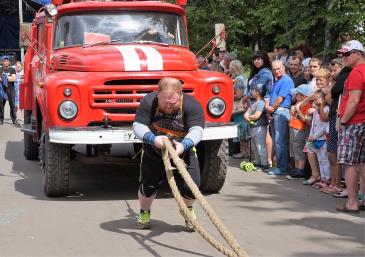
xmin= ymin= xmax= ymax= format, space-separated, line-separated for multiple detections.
xmin=49 ymin=122 xmax=237 ymax=144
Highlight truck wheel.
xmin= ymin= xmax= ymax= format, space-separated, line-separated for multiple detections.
xmin=24 ymin=133 xmax=39 ymax=160
xmin=39 ymin=131 xmax=70 ymax=197
xmin=23 ymin=110 xmax=39 ymax=160
xmin=197 ymin=139 xmax=229 ymax=193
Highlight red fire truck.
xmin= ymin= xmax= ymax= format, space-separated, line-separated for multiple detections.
xmin=20 ymin=0 xmax=237 ymax=197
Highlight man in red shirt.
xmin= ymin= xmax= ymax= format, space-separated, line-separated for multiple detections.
xmin=336 ymin=40 xmax=365 ymax=213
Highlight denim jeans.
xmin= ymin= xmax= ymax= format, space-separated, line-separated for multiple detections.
xmin=270 ymin=107 xmax=290 ymax=171
xmin=0 ymin=86 xmax=17 ymax=122
xmin=250 ymin=125 xmax=268 ymax=166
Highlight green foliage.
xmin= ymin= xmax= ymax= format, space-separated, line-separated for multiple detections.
xmin=185 ymin=0 xmax=365 ymax=63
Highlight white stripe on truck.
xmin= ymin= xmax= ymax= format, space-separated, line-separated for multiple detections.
xmin=138 ymin=46 xmax=163 ymax=71
xmin=114 ymin=45 xmax=141 ymax=71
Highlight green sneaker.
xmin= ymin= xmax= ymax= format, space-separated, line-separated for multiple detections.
xmin=137 ymin=210 xmax=151 ymax=229
xmin=183 ymin=206 xmax=196 ymax=232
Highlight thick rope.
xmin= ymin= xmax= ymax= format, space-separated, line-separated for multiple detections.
xmin=162 ymin=139 xmax=249 ymax=257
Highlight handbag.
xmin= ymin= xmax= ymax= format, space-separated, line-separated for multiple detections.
xmin=313 ymin=139 xmax=325 ymax=149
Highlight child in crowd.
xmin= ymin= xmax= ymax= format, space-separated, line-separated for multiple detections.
xmin=298 ymin=68 xmax=332 ymax=184
xmin=244 ymin=84 xmax=269 ymax=171
xmin=287 ymin=84 xmax=314 ymax=179
xmin=303 ymin=90 xmax=330 ymax=188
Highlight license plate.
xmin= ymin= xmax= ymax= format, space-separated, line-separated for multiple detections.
xmin=124 ymin=131 xmax=138 ymax=141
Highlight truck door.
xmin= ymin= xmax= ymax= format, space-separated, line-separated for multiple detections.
xmin=32 ymin=21 xmax=47 ymax=92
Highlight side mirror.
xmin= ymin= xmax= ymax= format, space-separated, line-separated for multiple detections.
xmin=44 ymin=4 xmax=58 ymax=18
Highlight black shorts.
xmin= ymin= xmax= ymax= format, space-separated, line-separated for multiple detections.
xmin=139 ymin=144 xmax=200 ymax=199
xmin=327 ymin=113 xmax=338 ymax=153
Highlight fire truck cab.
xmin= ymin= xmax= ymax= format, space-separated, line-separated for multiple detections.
xmin=20 ymin=0 xmax=237 ymax=197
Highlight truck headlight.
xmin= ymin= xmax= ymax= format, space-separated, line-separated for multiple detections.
xmin=212 ymin=85 xmax=220 ymax=94
xmin=208 ymin=97 xmax=225 ymax=117
xmin=63 ymin=88 xmax=72 ymax=97
xmin=59 ymin=100 xmax=78 ymax=120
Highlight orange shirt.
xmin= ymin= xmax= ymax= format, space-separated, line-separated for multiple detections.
xmin=289 ymin=102 xmax=312 ymax=130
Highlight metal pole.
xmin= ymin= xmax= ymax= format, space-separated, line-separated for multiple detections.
xmin=19 ymin=0 xmax=25 ymax=62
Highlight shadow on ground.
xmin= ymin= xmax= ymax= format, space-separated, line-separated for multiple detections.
xmin=226 ymin=158 xmax=365 ymax=249
xmin=5 ymin=140 xmax=175 ymax=201
xmin=100 ymin=200 xmax=214 ymax=257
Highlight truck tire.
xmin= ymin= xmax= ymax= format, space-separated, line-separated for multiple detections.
xmin=40 ymin=132 xmax=70 ymax=197
xmin=23 ymin=110 xmax=39 ymax=160
xmin=24 ymin=133 xmax=39 ymax=160
xmin=197 ymin=139 xmax=229 ymax=193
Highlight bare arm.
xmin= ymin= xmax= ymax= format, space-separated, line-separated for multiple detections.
xmin=317 ymin=97 xmax=329 ymax=122
xmin=234 ymin=88 xmax=243 ymax=100
xmin=297 ymin=93 xmax=316 ymax=110
xmin=271 ymin=96 xmax=284 ymax=111
xmin=249 ymin=111 xmax=263 ymax=121
xmin=243 ymin=109 xmax=250 ymax=122
xmin=340 ymin=89 xmax=362 ymax=124
xmin=265 ymin=97 xmax=283 ymax=114
xmin=304 ymin=108 xmax=315 ymax=126
xmin=8 ymin=74 xmax=16 ymax=83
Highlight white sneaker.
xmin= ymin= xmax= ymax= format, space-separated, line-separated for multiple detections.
xmin=232 ymin=152 xmax=246 ymax=159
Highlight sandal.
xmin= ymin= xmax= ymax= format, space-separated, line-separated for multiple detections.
xmin=303 ymin=176 xmax=320 ymax=185
xmin=333 ymin=189 xmax=348 ymax=198
xmin=336 ymin=203 xmax=359 ymax=214
xmin=319 ymin=181 xmax=330 ymax=189
xmin=320 ymin=184 xmax=333 ymax=193
xmin=312 ymin=182 xmax=321 ymax=189
xmin=321 ymin=185 xmax=341 ymax=194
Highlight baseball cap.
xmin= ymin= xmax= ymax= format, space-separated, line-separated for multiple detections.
xmin=253 ymin=83 xmax=266 ymax=95
xmin=291 ymin=84 xmax=313 ymax=97
xmin=1 ymin=56 xmax=10 ymax=61
xmin=338 ymin=40 xmax=364 ymax=53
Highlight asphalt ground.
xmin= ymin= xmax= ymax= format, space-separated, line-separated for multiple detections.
xmin=0 ymin=105 xmax=364 ymax=257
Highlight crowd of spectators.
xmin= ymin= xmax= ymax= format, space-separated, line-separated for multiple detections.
xmin=0 ymin=56 xmax=23 ymax=126
xmin=197 ymin=38 xmax=365 ymax=214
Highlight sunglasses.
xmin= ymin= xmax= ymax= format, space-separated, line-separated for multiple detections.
xmin=343 ymin=50 xmax=359 ymax=57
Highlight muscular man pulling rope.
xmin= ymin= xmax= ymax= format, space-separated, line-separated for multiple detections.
xmin=133 ymin=77 xmax=205 ymax=231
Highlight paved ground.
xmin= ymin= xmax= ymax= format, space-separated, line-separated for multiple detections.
xmin=0 ymin=106 xmax=364 ymax=257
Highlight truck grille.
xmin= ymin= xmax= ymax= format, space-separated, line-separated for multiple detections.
xmin=59 ymin=55 xmax=68 ymax=65
xmin=91 ymin=79 xmax=194 ymax=115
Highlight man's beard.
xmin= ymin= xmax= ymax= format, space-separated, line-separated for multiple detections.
xmin=160 ymin=105 xmax=179 ymax=115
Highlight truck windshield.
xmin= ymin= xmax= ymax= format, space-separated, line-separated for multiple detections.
xmin=54 ymin=11 xmax=188 ymax=48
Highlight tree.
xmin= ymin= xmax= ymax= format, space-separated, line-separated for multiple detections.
xmin=186 ymin=0 xmax=260 ymax=64
xmin=186 ymin=0 xmax=365 ymax=64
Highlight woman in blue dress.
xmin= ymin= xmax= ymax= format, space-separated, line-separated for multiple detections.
xmin=248 ymin=50 xmax=273 ymax=100
xmin=247 ymin=51 xmax=274 ymax=167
